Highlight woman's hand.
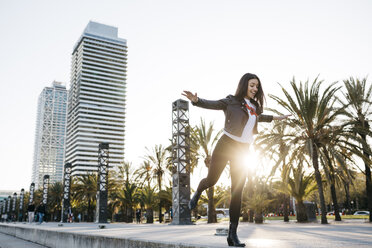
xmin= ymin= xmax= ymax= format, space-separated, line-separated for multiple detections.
xmin=273 ymin=115 xmax=291 ymax=121
xmin=182 ymin=91 xmax=198 ymax=103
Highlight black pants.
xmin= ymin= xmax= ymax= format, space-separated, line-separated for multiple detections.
xmin=196 ymin=134 xmax=249 ymax=223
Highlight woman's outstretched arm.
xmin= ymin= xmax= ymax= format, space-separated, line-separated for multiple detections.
xmin=182 ymin=91 xmax=198 ymax=103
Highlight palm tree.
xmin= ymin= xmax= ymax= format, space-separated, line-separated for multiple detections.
xmin=145 ymin=144 xmax=170 ymax=223
xmin=192 ymin=118 xmax=222 ymax=223
xmin=72 ymin=173 xmax=97 ymax=222
xmin=275 ymin=161 xmax=318 ymax=222
xmin=159 ymin=186 xmax=173 ymax=222
xmin=255 ymin=121 xmax=296 ymax=222
xmin=245 ymin=176 xmax=273 ymax=224
xmin=270 ymin=77 xmax=342 ymax=224
xmin=139 ymin=186 xmax=158 ymax=223
xmin=341 ymin=77 xmax=372 ymax=221
xmin=134 ymin=161 xmax=153 ymax=189
xmin=48 ymin=181 xmax=64 ymax=221
xmin=109 ymin=162 xmax=140 ymax=222
xmin=110 ymin=181 xmax=140 ymax=222
xmin=318 ymin=129 xmax=360 ymax=222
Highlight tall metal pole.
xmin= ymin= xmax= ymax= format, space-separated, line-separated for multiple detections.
xmin=12 ymin=193 xmax=17 ymax=222
xmin=42 ymin=175 xmax=50 ymax=221
xmin=0 ymin=200 xmax=3 ymax=221
xmin=19 ymin=189 xmax=25 ymax=222
xmin=42 ymin=175 xmax=50 ymax=205
xmin=7 ymin=196 xmax=11 ymax=216
xmin=96 ymin=143 xmax=109 ymax=223
xmin=62 ymin=163 xmax=72 ymax=222
xmin=171 ymin=99 xmax=192 ymax=225
xmin=29 ymin=183 xmax=35 ymax=205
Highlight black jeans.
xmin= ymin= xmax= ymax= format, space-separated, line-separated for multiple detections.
xmin=196 ymin=134 xmax=249 ymax=223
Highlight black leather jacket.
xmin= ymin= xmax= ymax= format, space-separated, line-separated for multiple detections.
xmin=192 ymin=95 xmax=273 ymax=136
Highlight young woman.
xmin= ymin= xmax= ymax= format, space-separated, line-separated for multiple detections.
xmin=182 ymin=73 xmax=289 ymax=247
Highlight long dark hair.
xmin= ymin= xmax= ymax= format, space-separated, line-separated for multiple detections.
xmin=234 ymin=73 xmax=265 ymax=109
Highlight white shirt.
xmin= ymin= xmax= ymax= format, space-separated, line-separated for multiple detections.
xmin=223 ymin=98 xmax=256 ymax=144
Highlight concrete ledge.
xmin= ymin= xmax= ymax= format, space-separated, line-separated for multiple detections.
xmin=0 ymin=224 xmax=201 ymax=248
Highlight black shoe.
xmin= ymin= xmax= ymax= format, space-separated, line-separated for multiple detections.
xmin=188 ymin=191 xmax=201 ymax=210
xmin=227 ymin=222 xmax=245 ymax=247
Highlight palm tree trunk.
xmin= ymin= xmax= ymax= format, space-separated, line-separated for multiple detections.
xmin=147 ymin=208 xmax=154 ymax=223
xmin=283 ymin=194 xmax=289 ymax=222
xmin=159 ymin=202 xmax=163 ymax=223
xmin=361 ymin=131 xmax=372 ymax=222
xmin=330 ymin=183 xmax=341 ymax=221
xmin=88 ymin=199 xmax=92 ymax=222
xmin=248 ymin=209 xmax=254 ymax=223
xmin=205 ymin=157 xmax=217 ymax=223
xmin=254 ymin=211 xmax=263 ymax=224
xmin=344 ymin=182 xmax=352 ymax=214
xmin=312 ymin=143 xmax=328 ymax=224
xmin=242 ymin=209 xmax=248 ymax=222
xmin=296 ymin=201 xmax=308 ymax=222
xmin=207 ymin=186 xmax=217 ymax=223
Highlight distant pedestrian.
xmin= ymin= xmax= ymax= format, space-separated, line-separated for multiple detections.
xmin=36 ymin=202 xmax=46 ymax=224
xmin=27 ymin=201 xmax=35 ymax=223
xmin=136 ymin=209 xmax=141 ymax=224
xmin=78 ymin=213 xmax=81 ymax=222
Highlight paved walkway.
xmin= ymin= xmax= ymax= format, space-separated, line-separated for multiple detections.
xmin=1 ymin=219 xmax=371 ymax=247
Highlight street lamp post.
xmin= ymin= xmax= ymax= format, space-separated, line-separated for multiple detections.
xmin=19 ymin=189 xmax=24 ymax=222
xmin=171 ymin=99 xmax=192 ymax=225
xmin=12 ymin=193 xmax=17 ymax=222
xmin=62 ymin=163 xmax=72 ymax=223
xmin=42 ymin=175 xmax=50 ymax=221
xmin=96 ymin=143 xmax=109 ymax=223
xmin=0 ymin=200 xmax=3 ymax=222
xmin=29 ymin=183 xmax=35 ymax=205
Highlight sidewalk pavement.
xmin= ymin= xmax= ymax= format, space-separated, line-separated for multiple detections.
xmin=0 ymin=219 xmax=371 ymax=248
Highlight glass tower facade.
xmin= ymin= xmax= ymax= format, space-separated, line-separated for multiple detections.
xmin=32 ymin=81 xmax=68 ymax=188
xmin=65 ymin=21 xmax=127 ymax=175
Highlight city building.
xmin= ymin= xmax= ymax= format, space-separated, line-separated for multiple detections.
xmin=65 ymin=21 xmax=127 ymax=175
xmin=32 ymin=81 xmax=68 ymax=188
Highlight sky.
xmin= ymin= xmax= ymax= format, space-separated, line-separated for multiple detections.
xmin=0 ymin=0 xmax=371 ymax=191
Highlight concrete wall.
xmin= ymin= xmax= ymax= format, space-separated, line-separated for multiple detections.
xmin=0 ymin=224 xmax=199 ymax=248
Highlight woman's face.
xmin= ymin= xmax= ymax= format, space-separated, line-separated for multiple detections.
xmin=246 ymin=79 xmax=259 ymax=99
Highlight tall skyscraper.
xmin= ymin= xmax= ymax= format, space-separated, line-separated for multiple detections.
xmin=65 ymin=21 xmax=127 ymax=175
xmin=32 ymin=81 xmax=68 ymax=188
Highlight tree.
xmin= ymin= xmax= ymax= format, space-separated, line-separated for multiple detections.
xmin=109 ymin=162 xmax=140 ymax=222
xmin=270 ymin=77 xmax=342 ymax=224
xmin=48 ymin=181 xmax=64 ymax=221
xmin=139 ymin=186 xmax=158 ymax=223
xmin=275 ymin=160 xmax=317 ymax=222
xmin=72 ymin=174 xmax=97 ymax=222
xmin=192 ymin=118 xmax=222 ymax=223
xmin=341 ymin=77 xmax=372 ymax=221
xmin=134 ymin=161 xmax=152 ymax=189
xmin=245 ymin=176 xmax=273 ymax=224
xmin=145 ymin=144 xmax=170 ymax=223
xmin=255 ymin=121 xmax=295 ymax=222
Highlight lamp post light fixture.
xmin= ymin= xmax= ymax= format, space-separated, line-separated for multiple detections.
xmin=0 ymin=200 xmax=3 ymax=221
xmin=19 ymin=188 xmax=25 ymax=222
xmin=12 ymin=193 xmax=17 ymax=222
xmin=171 ymin=99 xmax=192 ymax=225
xmin=96 ymin=143 xmax=109 ymax=223
xmin=29 ymin=183 xmax=35 ymax=205
xmin=42 ymin=175 xmax=50 ymax=205
xmin=7 ymin=196 xmax=11 ymax=216
xmin=62 ymin=163 xmax=72 ymax=223
xmin=42 ymin=175 xmax=50 ymax=221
